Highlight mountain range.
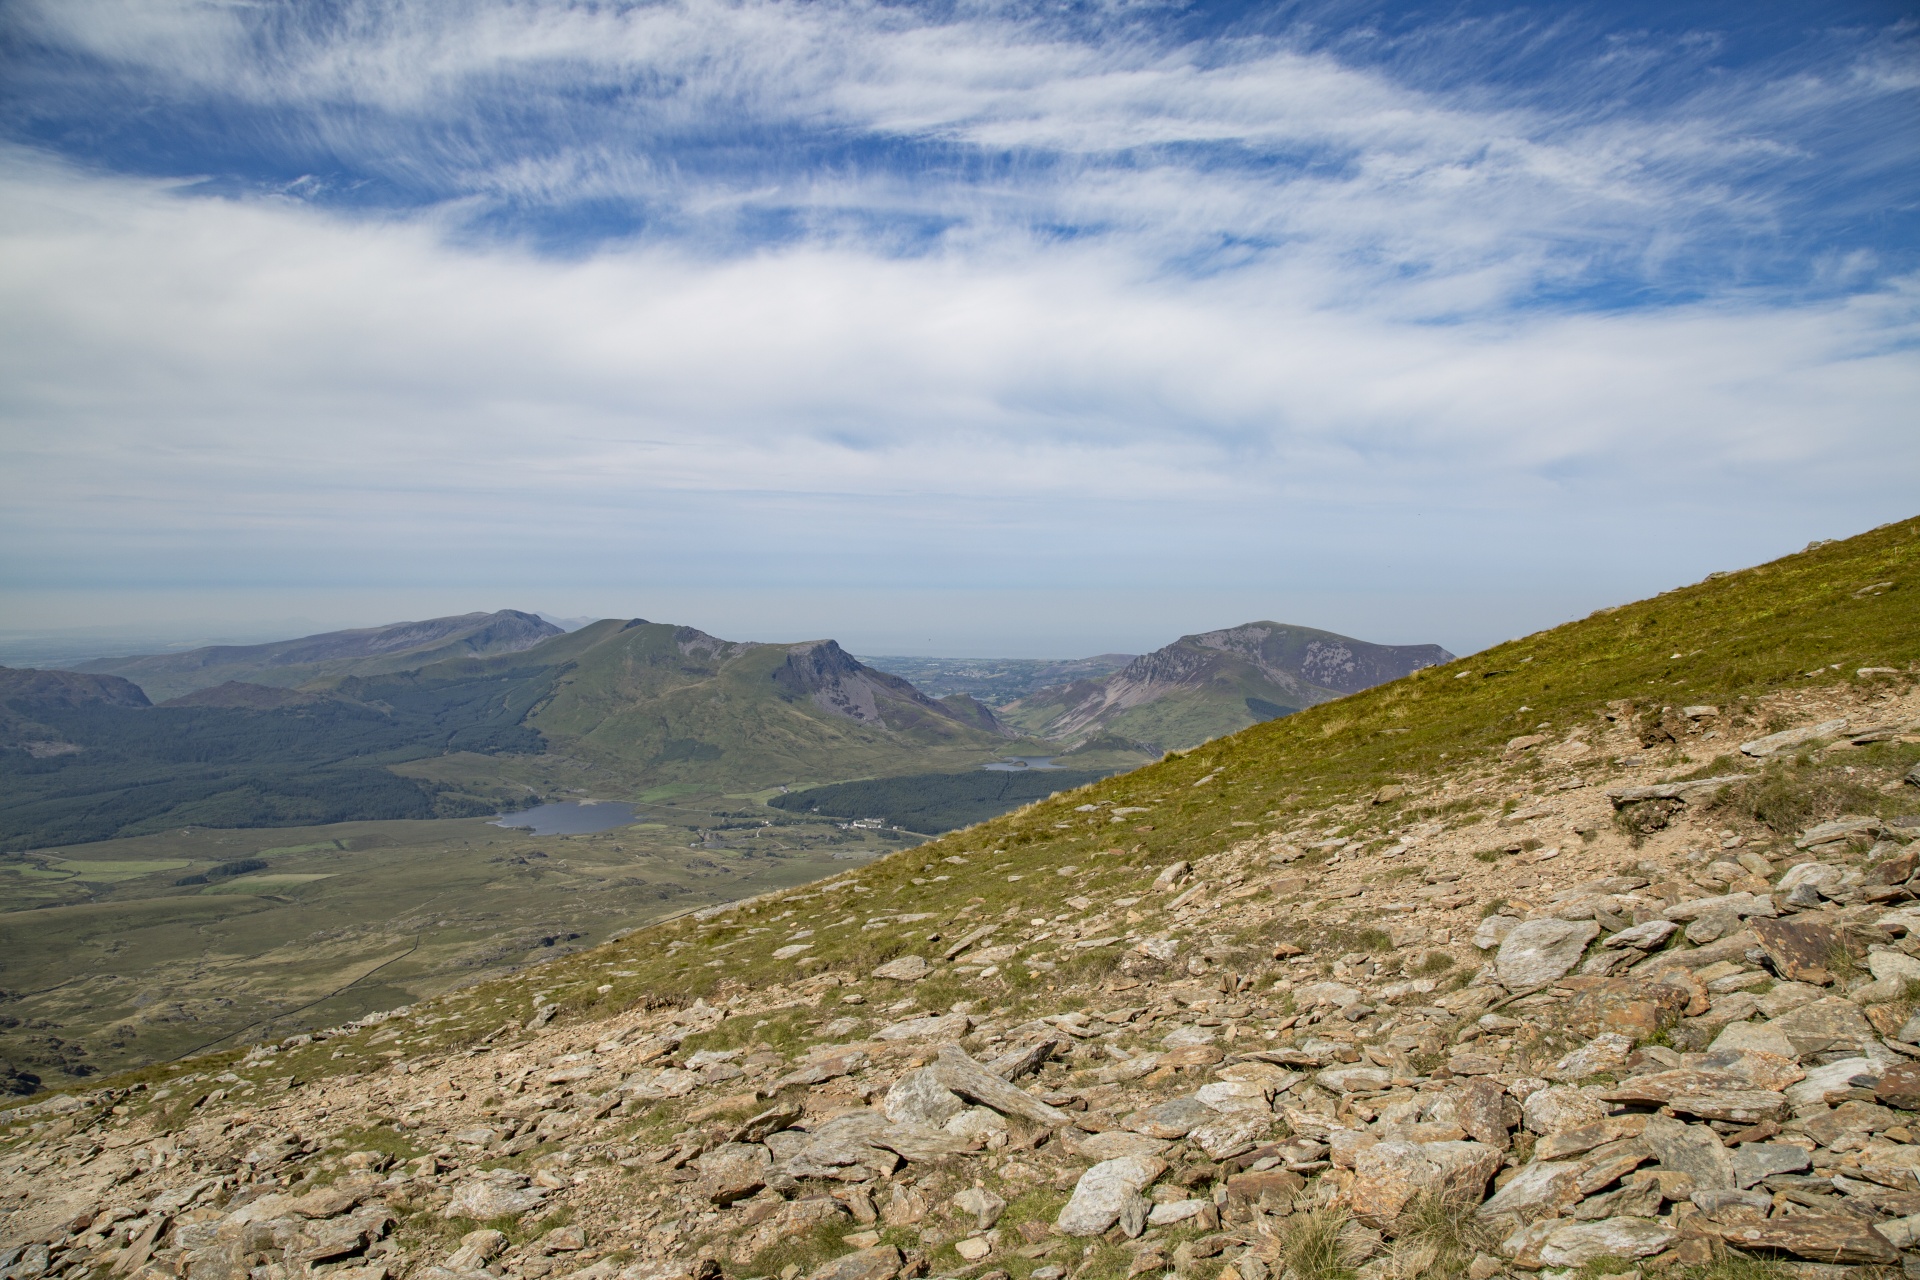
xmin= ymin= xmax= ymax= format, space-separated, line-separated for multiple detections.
xmin=995 ymin=621 xmax=1453 ymax=751
xmin=3 ymin=613 xmax=1451 ymax=849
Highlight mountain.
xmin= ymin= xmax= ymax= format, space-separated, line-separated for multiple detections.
xmin=11 ymin=518 xmax=1914 ymax=1275
xmin=73 ymin=609 xmax=563 ymax=702
xmin=999 ymin=620 xmax=1453 ymax=750
xmin=0 ymin=621 xmax=1030 ymax=849
xmin=440 ymin=623 xmax=1025 ymax=790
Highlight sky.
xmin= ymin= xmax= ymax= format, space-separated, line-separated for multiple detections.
xmin=1 ymin=0 xmax=1916 ymax=659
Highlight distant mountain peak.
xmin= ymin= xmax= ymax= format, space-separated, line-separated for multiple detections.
xmin=1004 ymin=620 xmax=1454 ymax=750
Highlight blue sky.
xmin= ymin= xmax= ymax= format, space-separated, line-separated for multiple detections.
xmin=0 ymin=0 xmax=1915 ymax=657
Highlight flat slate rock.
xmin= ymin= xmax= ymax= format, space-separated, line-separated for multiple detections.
xmin=1495 ymin=919 xmax=1601 ymax=988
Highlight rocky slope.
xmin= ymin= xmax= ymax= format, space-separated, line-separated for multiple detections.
xmin=1002 ymin=624 xmax=1451 ymax=752
xmin=3 ymin=521 xmax=1918 ymax=1280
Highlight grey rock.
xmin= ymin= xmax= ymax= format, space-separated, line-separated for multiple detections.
xmin=883 ymin=1069 xmax=967 ymax=1128
xmin=1476 ymin=1161 xmax=1586 ymax=1223
xmin=1602 ymin=920 xmax=1677 ymax=950
xmin=1495 ymin=919 xmax=1600 ymax=988
xmin=1535 ymin=1217 xmax=1676 ymax=1267
xmin=1074 ymin=1130 xmax=1172 ymax=1162
xmin=696 ymin=1143 xmax=772 ymax=1205
xmin=1641 ymin=1114 xmax=1734 ymax=1190
xmin=872 ymin=955 xmax=931 ymax=981
xmin=1056 ymin=1156 xmax=1167 ymax=1236
xmin=1730 ymin=1143 xmax=1811 ymax=1188
xmin=951 ymin=1187 xmax=1006 ymax=1231
xmin=928 ymin=1046 xmax=1075 ymax=1127
xmin=1692 ymin=1188 xmax=1774 ymax=1214
xmin=875 ymin=1013 xmax=971 ymax=1042
xmin=1125 ymin=1095 xmax=1213 ymax=1138
xmin=442 ymin=1172 xmax=548 ymax=1220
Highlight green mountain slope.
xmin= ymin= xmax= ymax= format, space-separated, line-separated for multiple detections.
xmin=73 ymin=609 xmax=562 ymax=702
xmin=429 ymin=514 xmax=1920 ymax=1014
xmin=429 ymin=621 xmax=1030 ymax=791
xmin=1000 ymin=620 xmax=1453 ymax=750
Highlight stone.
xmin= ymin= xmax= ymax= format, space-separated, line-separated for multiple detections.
xmin=876 ymin=1013 xmax=971 ymax=1042
xmin=697 ymin=1144 xmax=773 ymax=1205
xmin=1708 ymin=1021 xmax=1798 ymax=1059
xmin=805 ymin=1245 xmax=904 ymax=1280
xmin=1796 ymin=815 xmax=1884 ymax=848
xmin=777 ymin=1051 xmax=869 ymax=1088
xmin=1871 ymin=950 xmax=1920 ymax=985
xmin=872 ymin=956 xmax=931 ymax=982
xmin=1495 ymin=919 xmax=1600 ymax=988
xmin=1786 ymin=1058 xmax=1883 ymax=1108
xmin=1328 ymin=1129 xmax=1380 ymax=1169
xmin=1535 ymin=1218 xmax=1676 ymax=1267
xmin=730 ymin=1198 xmax=852 ymax=1264
xmin=1878 ymin=1062 xmax=1920 ymax=1111
xmin=1664 ymin=1090 xmax=1788 ymax=1124
xmin=1147 ymin=1199 xmax=1209 ymax=1226
xmin=1476 ymin=1161 xmax=1587 ymax=1223
xmin=1710 ymin=1215 xmax=1899 ymax=1264
xmin=873 ymin=1121 xmax=976 ymax=1162
xmin=1741 ymin=719 xmax=1849 ymax=758
xmin=1603 ymin=919 xmax=1677 ymax=950
xmin=1802 ymin=1099 xmax=1895 ymax=1146
xmin=928 ymin=1046 xmax=1074 ymax=1127
xmin=1768 ymin=996 xmax=1881 ymax=1058
xmin=1641 ymin=1114 xmax=1734 ymax=1190
xmin=1563 ymin=981 xmax=1686 ymax=1043
xmin=1751 ymin=918 xmax=1840 ymax=984
xmin=1347 ymin=1139 xmax=1500 ymax=1227
xmin=1074 ymin=1131 xmax=1170 ymax=1161
xmin=1195 ymin=1082 xmax=1272 ymax=1116
xmin=287 ymin=1187 xmax=359 ymax=1218
xmin=1664 ymin=892 xmax=1773 ymax=923
xmin=1729 ymin=1144 xmax=1810 ymax=1187
xmin=1294 ymin=982 xmax=1363 ymax=1008
xmin=1522 ymin=1087 xmax=1606 ymax=1135
xmin=951 ymin=1188 xmax=1006 ymax=1231
xmin=946 ymin=1107 xmax=1008 ymax=1140
xmin=1456 ymin=1076 xmax=1512 ymax=1150
xmin=1316 ymin=1066 xmax=1392 ymax=1095
xmin=1125 ymin=1096 xmax=1212 ymax=1139
xmin=1778 ymin=863 xmax=1848 ymax=894
xmin=442 ymin=1174 xmax=548 ymax=1219
xmin=1698 ymin=1048 xmax=1805 ymax=1091
xmin=953 ymin=1237 xmax=992 ymax=1263
xmin=883 ymin=1070 xmax=967 ymax=1128
xmin=1474 ymin=917 xmax=1521 ymax=951
xmin=1534 ymin=1116 xmax=1646 ymax=1161
xmin=1226 ymin=1170 xmax=1306 ymax=1208
xmin=1056 ymin=1156 xmax=1167 ymax=1236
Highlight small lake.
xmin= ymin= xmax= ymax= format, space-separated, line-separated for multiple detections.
xmin=490 ymin=801 xmax=640 ymax=835
xmin=982 ymin=757 xmax=1065 ymax=771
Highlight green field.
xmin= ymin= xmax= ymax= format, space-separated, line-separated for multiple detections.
xmin=0 ymin=795 xmax=920 ymax=1092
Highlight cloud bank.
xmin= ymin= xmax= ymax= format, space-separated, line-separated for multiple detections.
xmin=0 ymin=0 xmax=1915 ymax=654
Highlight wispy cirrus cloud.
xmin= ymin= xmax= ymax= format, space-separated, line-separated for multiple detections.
xmin=0 ymin=0 xmax=1915 ymax=652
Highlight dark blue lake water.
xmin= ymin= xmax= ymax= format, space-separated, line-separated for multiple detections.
xmin=489 ymin=801 xmax=639 ymax=835
xmin=981 ymin=757 xmax=1065 ymax=771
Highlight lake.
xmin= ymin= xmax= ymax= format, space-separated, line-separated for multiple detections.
xmin=490 ymin=800 xmax=640 ymax=835
xmin=981 ymin=756 xmax=1065 ymax=771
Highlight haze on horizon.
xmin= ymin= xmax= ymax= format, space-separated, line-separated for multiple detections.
xmin=1 ymin=0 xmax=1915 ymax=659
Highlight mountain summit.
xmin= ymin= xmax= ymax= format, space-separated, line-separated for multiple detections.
xmin=1002 ymin=620 xmax=1452 ymax=750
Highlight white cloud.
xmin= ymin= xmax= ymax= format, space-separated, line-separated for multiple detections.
xmin=1 ymin=1 xmax=1915 ymax=652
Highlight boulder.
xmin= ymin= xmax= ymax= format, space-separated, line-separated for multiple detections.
xmin=696 ymin=1144 xmax=773 ymax=1205
xmin=805 ymin=1245 xmax=904 ymax=1280
xmin=1316 ymin=1066 xmax=1392 ymax=1095
xmin=1602 ymin=920 xmax=1677 ymax=950
xmin=1767 ymin=997 xmax=1881 ymax=1058
xmin=1877 ymin=1061 xmax=1920 ymax=1111
xmin=883 ymin=1070 xmax=967 ymax=1128
xmin=1125 ymin=1096 xmax=1212 ymax=1139
xmin=442 ymin=1174 xmax=548 ymax=1220
xmin=1522 ymin=1087 xmax=1606 ymax=1135
xmin=1476 ymin=1161 xmax=1587 ymax=1224
xmin=1455 ymin=1076 xmax=1512 ymax=1150
xmin=1495 ymin=919 xmax=1600 ymax=988
xmin=1728 ymin=1143 xmax=1812 ymax=1189
xmin=872 ymin=956 xmax=931 ymax=982
xmin=1547 ymin=1034 xmax=1636 ymax=1080
xmin=876 ymin=1013 xmax=971 ymax=1043
xmin=1056 ymin=1156 xmax=1166 ymax=1236
xmin=1710 ymin=1215 xmax=1898 ymax=1264
xmin=1347 ymin=1139 xmax=1500 ymax=1227
xmin=1752 ymin=918 xmax=1840 ymax=984
xmin=1474 ymin=917 xmax=1521 ymax=951
xmin=1535 ymin=1218 xmax=1676 ymax=1268
xmin=928 ymin=1046 xmax=1074 ymax=1127
xmin=1194 ymin=1081 xmax=1271 ymax=1116
xmin=1073 ymin=1131 xmax=1170 ymax=1161
xmin=951 ymin=1187 xmax=1005 ymax=1231
xmin=1641 ymin=1114 xmax=1734 ymax=1190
